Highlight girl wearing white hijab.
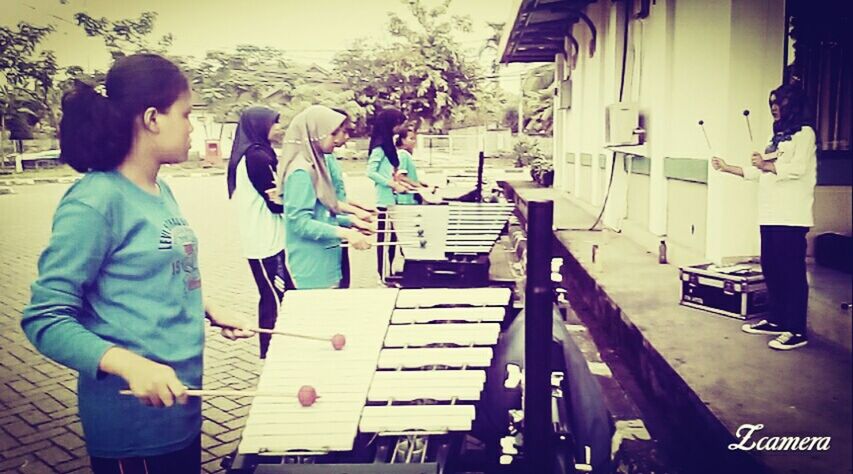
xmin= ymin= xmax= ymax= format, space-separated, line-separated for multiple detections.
xmin=276 ymin=105 xmax=371 ymax=289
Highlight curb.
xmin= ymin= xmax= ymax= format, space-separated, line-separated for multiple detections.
xmin=167 ymin=170 xmax=226 ymax=178
xmin=0 ymin=170 xmax=226 ymax=187
xmin=0 ymin=176 xmax=79 ymax=186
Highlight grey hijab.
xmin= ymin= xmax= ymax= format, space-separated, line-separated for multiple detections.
xmin=276 ymin=105 xmax=345 ymax=212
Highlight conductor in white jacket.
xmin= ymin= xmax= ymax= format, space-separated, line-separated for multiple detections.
xmin=712 ymin=83 xmax=816 ymax=351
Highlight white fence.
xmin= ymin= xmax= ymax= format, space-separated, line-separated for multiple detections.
xmin=415 ymin=128 xmax=517 ymax=168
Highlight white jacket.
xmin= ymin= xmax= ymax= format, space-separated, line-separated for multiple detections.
xmin=743 ymin=126 xmax=817 ymax=227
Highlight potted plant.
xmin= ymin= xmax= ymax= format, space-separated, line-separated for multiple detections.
xmin=530 ymin=156 xmax=554 ymax=187
xmin=512 ymin=137 xmax=541 ymax=168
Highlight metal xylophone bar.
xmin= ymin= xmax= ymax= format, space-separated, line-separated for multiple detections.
xmin=389 ymin=204 xmax=513 ymax=261
xmin=359 ymin=287 xmax=511 ymax=436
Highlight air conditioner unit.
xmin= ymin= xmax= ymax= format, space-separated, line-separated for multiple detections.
xmin=605 ymin=102 xmax=639 ymax=145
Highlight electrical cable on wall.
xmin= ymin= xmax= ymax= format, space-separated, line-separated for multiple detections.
xmin=586 ymin=0 xmax=633 ymax=232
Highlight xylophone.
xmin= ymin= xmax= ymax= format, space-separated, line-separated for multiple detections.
xmin=228 ymin=199 xmax=614 ymax=474
xmin=383 ymin=202 xmax=516 ymax=288
xmin=229 ymin=286 xmax=512 ymax=472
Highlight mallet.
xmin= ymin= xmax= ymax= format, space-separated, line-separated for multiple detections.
xmin=120 ymin=385 xmax=320 ymax=406
xmin=743 ymin=109 xmax=754 ymax=144
xmin=247 ymin=327 xmax=346 ymax=350
xmin=331 ymin=239 xmax=428 ymax=249
xmin=698 ymin=120 xmax=713 ymax=152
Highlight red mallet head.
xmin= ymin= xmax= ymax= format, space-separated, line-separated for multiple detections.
xmin=298 ymin=385 xmax=317 ymax=407
xmin=331 ymin=333 xmax=346 ymax=350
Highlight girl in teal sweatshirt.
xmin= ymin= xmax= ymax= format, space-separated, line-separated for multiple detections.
xmin=21 ymin=54 xmax=253 ymax=474
xmin=276 ymin=106 xmax=372 ymax=289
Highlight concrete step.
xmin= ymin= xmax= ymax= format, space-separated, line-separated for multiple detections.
xmin=808 ymin=265 xmax=853 ymax=351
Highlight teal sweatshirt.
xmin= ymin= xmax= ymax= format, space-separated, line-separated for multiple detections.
xmin=324 ymin=153 xmax=347 ymax=201
xmin=283 ymin=169 xmax=351 ymax=289
xmin=21 ymin=171 xmax=204 ymax=458
xmin=366 ymin=147 xmax=397 ymax=207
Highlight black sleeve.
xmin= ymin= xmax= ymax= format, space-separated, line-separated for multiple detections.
xmin=244 ymin=147 xmax=284 ymax=214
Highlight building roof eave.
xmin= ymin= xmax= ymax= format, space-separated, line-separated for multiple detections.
xmin=499 ymin=0 xmax=596 ymax=64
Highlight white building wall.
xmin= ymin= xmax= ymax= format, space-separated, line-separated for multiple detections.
xmin=553 ymin=53 xmax=566 ymax=190
xmin=708 ymin=0 xmax=785 ymax=262
xmin=550 ymin=0 xmax=787 ymax=263
xmin=600 ymin=4 xmax=631 ymax=232
xmin=638 ymin=0 xmax=673 ymax=237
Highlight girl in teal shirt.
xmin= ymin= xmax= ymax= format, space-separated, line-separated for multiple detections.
xmin=326 ymin=109 xmax=375 ymax=287
xmin=367 ymin=108 xmax=410 ymax=207
xmin=21 ymin=54 xmax=252 ymax=474
xmin=395 ymin=127 xmax=439 ymax=205
xmin=366 ymin=108 xmax=411 ymax=277
xmin=276 ymin=106 xmax=372 ymax=289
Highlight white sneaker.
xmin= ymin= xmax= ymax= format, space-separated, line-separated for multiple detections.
xmin=768 ymin=332 xmax=808 ymax=350
xmin=741 ymin=319 xmax=785 ymax=335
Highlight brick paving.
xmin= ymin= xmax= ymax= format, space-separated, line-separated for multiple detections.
xmin=0 ymin=175 xmax=379 ymax=473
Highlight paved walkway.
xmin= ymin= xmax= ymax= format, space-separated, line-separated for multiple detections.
xmin=0 ymin=175 xmax=379 ymax=473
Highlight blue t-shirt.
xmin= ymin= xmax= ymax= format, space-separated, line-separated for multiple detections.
xmin=21 ymin=171 xmax=204 ymax=458
xmin=283 ymin=169 xmax=351 ymax=289
xmin=395 ymin=149 xmax=420 ymax=205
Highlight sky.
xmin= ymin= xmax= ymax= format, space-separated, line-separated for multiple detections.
xmin=3 ymin=0 xmax=535 ymax=90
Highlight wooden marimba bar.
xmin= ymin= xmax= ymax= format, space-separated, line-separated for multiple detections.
xmin=233 ymin=286 xmax=512 ymax=468
xmin=237 ymin=289 xmax=398 ymax=455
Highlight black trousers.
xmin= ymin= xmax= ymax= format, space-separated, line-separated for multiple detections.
xmin=90 ymin=435 xmax=201 ymax=474
xmin=760 ymin=225 xmax=810 ymax=334
xmin=340 ymin=247 xmax=351 ymax=288
xmin=248 ymin=250 xmax=293 ymax=358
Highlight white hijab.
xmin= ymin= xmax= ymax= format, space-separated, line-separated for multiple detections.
xmin=277 ymin=105 xmax=345 ymax=213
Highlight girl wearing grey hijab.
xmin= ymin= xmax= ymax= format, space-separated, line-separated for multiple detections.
xmin=276 ymin=105 xmax=371 ymax=289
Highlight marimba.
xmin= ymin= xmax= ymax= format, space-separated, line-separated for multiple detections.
xmin=230 ymin=286 xmax=512 ymax=472
xmin=386 ymin=202 xmax=515 ymax=287
xmin=229 ymin=199 xmax=611 ymax=473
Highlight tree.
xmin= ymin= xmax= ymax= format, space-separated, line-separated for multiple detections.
xmin=180 ymin=46 xmax=360 ymax=129
xmin=180 ymin=45 xmax=291 ymax=120
xmin=451 ymin=80 xmax=509 ymax=129
xmin=520 ymin=64 xmax=555 ymax=135
xmin=478 ymin=22 xmax=505 ymax=74
xmin=73 ymin=11 xmax=173 ymax=60
xmin=0 ymin=22 xmax=57 ymax=158
xmin=333 ymin=0 xmax=481 ymax=132
xmin=503 ymin=105 xmax=519 ymax=131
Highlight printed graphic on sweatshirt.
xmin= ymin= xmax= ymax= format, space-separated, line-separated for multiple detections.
xmin=159 ymin=217 xmax=202 ymax=291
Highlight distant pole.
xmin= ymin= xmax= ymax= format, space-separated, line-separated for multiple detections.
xmin=518 ymin=71 xmax=525 ymax=137
xmin=476 ymin=151 xmax=485 ymax=202
xmin=0 ymin=113 xmax=6 ymax=168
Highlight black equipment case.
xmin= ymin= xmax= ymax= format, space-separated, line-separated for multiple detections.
xmin=679 ymin=263 xmax=769 ymax=320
